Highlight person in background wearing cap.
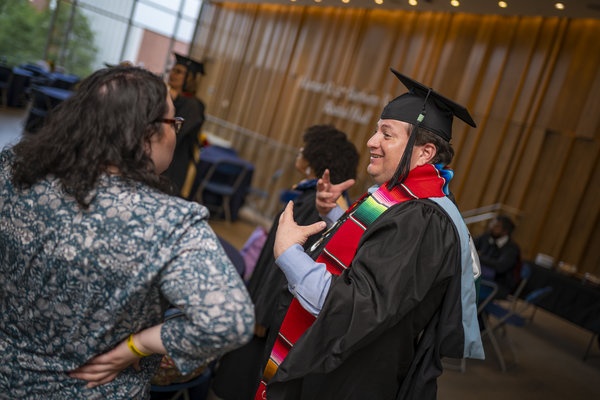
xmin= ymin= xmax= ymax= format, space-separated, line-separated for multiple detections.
xmin=254 ymin=69 xmax=484 ymax=400
xmin=164 ymin=53 xmax=206 ymax=195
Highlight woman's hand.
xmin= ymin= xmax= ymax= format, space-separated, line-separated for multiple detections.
xmin=69 ymin=337 xmax=142 ymax=389
xmin=315 ymin=169 xmax=355 ymax=216
xmin=274 ymin=201 xmax=326 ymax=259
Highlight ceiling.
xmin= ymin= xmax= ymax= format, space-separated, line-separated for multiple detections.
xmin=216 ymin=0 xmax=600 ymax=19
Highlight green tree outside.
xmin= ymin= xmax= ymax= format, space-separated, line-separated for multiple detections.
xmin=0 ymin=0 xmax=97 ymax=78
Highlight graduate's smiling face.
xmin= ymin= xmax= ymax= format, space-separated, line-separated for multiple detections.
xmin=168 ymin=64 xmax=187 ymax=91
xmin=366 ymin=119 xmax=412 ymax=185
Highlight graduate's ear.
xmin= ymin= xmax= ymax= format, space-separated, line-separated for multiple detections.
xmin=413 ymin=142 xmax=437 ymax=167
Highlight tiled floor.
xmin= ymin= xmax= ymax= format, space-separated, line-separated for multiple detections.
xmin=0 ymin=106 xmax=26 ymax=150
xmin=2 ymin=106 xmax=599 ymax=399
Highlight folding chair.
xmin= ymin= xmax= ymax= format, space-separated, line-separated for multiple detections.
xmin=194 ymin=159 xmax=250 ymax=223
xmin=480 ymin=264 xmax=553 ymax=371
xmin=24 ymin=86 xmax=52 ymax=133
xmin=0 ymin=65 xmax=12 ymax=107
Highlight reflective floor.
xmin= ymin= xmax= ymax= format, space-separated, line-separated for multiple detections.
xmin=2 ymin=106 xmax=599 ymax=400
xmin=0 ymin=107 xmax=25 ymax=150
xmin=210 ymin=206 xmax=600 ymax=400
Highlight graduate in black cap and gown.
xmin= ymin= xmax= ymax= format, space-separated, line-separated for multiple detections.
xmin=254 ymin=69 xmax=484 ymax=400
xmin=163 ymin=53 xmax=206 ymax=195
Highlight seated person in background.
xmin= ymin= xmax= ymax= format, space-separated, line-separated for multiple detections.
xmin=163 ymin=53 xmax=207 ymax=196
xmin=0 ymin=66 xmax=253 ymax=398
xmin=474 ymin=214 xmax=521 ymax=298
xmin=209 ymin=124 xmax=359 ymax=400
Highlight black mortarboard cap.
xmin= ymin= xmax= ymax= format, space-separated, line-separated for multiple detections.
xmin=173 ymin=53 xmax=205 ymax=76
xmin=382 ymin=69 xmax=476 ymax=189
xmin=380 ymin=68 xmax=476 ymax=142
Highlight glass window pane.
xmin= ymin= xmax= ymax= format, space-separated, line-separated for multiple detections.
xmin=78 ymin=0 xmax=134 ymax=17
xmin=183 ymin=0 xmax=202 ymax=19
xmin=133 ymin=3 xmax=176 ymax=37
xmin=139 ymin=0 xmax=182 ymax=14
xmin=78 ymin=8 xmax=130 ymax=71
xmin=176 ymin=19 xmax=195 ymax=42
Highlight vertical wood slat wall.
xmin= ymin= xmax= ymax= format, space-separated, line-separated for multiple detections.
xmin=192 ymin=2 xmax=600 ymax=275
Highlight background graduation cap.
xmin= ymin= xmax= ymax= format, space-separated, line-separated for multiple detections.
xmin=174 ymin=53 xmax=205 ymax=76
xmin=380 ymin=68 xmax=476 ymax=188
xmin=173 ymin=53 xmax=205 ymax=94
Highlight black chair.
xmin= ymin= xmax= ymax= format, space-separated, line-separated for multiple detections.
xmin=20 ymin=63 xmax=46 ymax=76
xmin=48 ymin=72 xmax=80 ymax=90
xmin=0 ymin=65 xmax=12 ymax=107
xmin=479 ymin=264 xmax=553 ymax=371
xmin=7 ymin=67 xmax=33 ymax=108
xmin=194 ymin=159 xmax=250 ymax=223
xmin=24 ymin=86 xmax=52 ymax=133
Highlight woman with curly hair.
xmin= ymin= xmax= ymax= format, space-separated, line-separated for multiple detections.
xmin=0 ymin=66 xmax=253 ymax=399
xmin=210 ymin=124 xmax=359 ymax=400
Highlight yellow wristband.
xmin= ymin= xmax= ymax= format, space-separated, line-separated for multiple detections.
xmin=127 ymin=334 xmax=151 ymax=357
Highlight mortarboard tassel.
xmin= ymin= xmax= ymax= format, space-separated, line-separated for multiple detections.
xmin=387 ymin=88 xmax=432 ymax=189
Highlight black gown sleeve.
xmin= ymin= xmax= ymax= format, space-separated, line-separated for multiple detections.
xmin=247 ymin=189 xmax=321 ymax=329
xmin=273 ymin=199 xmax=460 ymax=382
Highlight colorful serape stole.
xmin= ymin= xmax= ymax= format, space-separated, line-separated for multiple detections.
xmin=255 ymin=164 xmax=451 ymax=400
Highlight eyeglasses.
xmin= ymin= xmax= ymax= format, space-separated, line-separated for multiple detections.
xmin=160 ymin=117 xmax=184 ymax=134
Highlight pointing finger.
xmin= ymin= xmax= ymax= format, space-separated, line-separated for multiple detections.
xmin=336 ymin=178 xmax=355 ymax=193
xmin=303 ymin=220 xmax=327 ymax=237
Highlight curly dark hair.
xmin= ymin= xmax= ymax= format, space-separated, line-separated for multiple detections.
xmin=11 ymin=66 xmax=171 ymax=207
xmin=414 ymin=126 xmax=455 ymax=166
xmin=301 ymin=124 xmax=359 ymax=184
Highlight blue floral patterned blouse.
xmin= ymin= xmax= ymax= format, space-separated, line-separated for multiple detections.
xmin=0 ymin=149 xmax=254 ymax=399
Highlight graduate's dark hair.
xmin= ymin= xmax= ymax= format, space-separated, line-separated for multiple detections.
xmin=301 ymin=124 xmax=359 ymax=184
xmin=387 ymin=124 xmax=454 ymax=189
xmin=11 ymin=66 xmax=171 ymax=208
xmin=413 ymin=125 xmax=455 ymax=166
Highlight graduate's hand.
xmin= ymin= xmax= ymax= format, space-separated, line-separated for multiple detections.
xmin=274 ymin=201 xmax=326 ymax=259
xmin=69 ymin=338 xmax=141 ymax=389
xmin=316 ymin=169 xmax=355 ymax=216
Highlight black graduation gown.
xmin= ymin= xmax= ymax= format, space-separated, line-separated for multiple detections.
xmin=266 ymin=198 xmax=466 ymax=400
xmin=211 ymin=186 xmax=321 ymax=400
xmin=164 ymin=94 xmax=205 ymax=194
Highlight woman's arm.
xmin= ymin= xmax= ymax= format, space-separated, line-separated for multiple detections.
xmin=69 ymin=324 xmax=165 ymax=388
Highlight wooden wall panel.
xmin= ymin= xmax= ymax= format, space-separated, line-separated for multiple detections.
xmin=455 ymin=16 xmax=520 ymax=211
xmin=576 ymin=66 xmax=600 ymax=140
xmin=547 ymin=20 xmax=600 ymax=134
xmin=535 ymin=138 xmax=596 ymax=257
xmin=501 ymin=18 xmax=568 ymax=208
xmin=192 ymin=2 xmax=600 ymax=274
xmin=516 ymin=130 xmax=571 ymax=257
